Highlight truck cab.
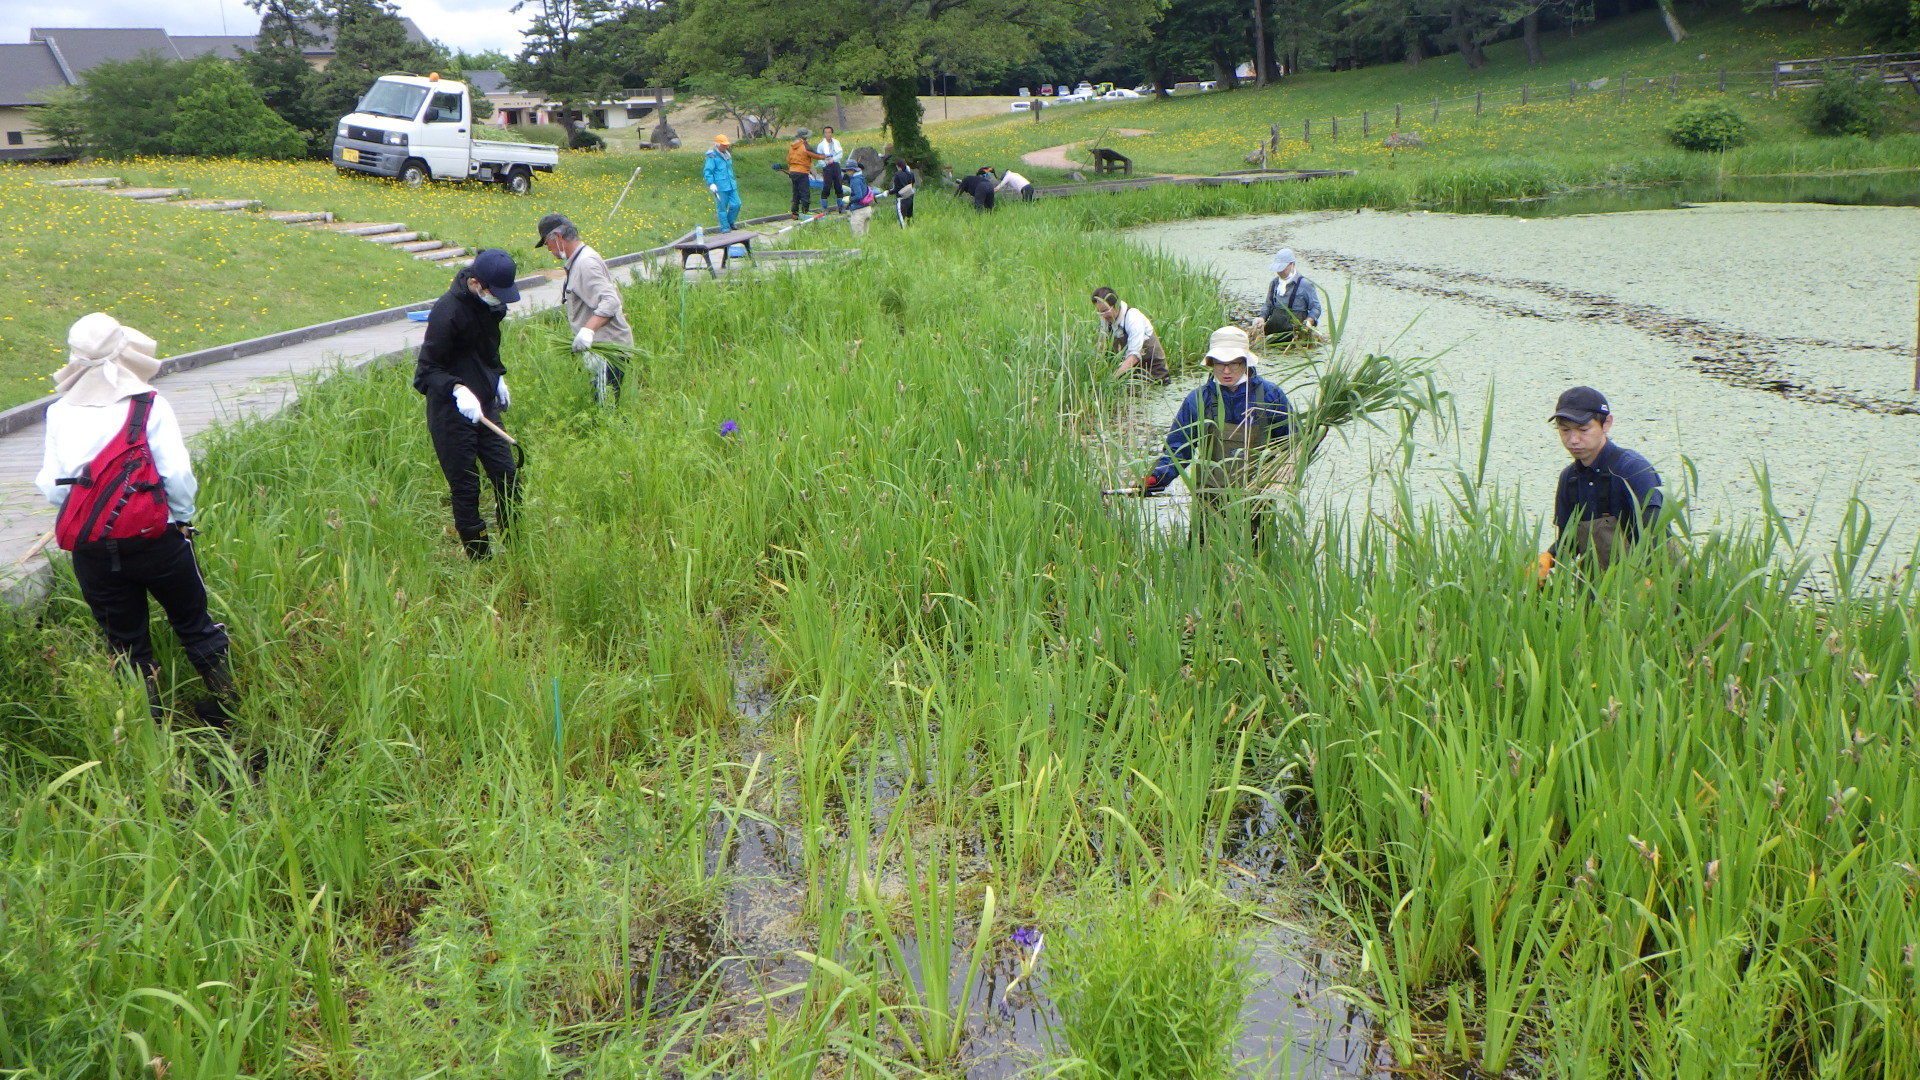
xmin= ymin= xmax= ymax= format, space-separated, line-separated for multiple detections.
xmin=332 ymin=74 xmax=558 ymax=193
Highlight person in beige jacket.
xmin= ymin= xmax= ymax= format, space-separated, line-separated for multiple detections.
xmin=537 ymin=213 xmax=633 ymax=404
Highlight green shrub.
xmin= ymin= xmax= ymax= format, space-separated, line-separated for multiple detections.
xmin=1046 ymin=892 xmax=1252 ymax=1080
xmin=568 ymin=128 xmax=606 ymax=151
xmin=1806 ymin=71 xmax=1892 ymax=138
xmin=1665 ymin=98 xmax=1751 ymax=152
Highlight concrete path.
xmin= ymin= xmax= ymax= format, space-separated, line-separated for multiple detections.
xmin=1019 ymin=130 xmax=1157 ymax=172
xmin=0 ymin=214 xmax=843 ymax=603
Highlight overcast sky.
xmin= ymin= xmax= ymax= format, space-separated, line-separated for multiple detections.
xmin=3 ymin=0 xmax=529 ymax=56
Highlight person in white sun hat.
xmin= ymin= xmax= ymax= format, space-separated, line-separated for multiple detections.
xmin=1140 ymin=325 xmax=1293 ymax=543
xmin=35 ymin=312 xmax=234 ymax=725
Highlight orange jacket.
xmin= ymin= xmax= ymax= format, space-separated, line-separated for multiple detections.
xmin=787 ymin=139 xmax=826 ymax=173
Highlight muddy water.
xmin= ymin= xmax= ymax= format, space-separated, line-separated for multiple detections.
xmin=688 ymin=638 xmax=1390 ymax=1076
xmin=1127 ymin=203 xmax=1920 ymax=567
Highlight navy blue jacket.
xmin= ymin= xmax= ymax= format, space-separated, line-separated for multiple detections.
xmin=413 ymin=268 xmax=506 ymax=407
xmin=1151 ymin=375 xmax=1292 ymax=487
xmin=1553 ymin=441 xmax=1663 ymax=549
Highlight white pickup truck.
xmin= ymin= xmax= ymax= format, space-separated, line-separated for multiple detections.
xmin=332 ymin=74 xmax=558 ymax=194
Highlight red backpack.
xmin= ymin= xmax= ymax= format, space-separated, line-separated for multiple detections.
xmin=55 ymin=392 xmax=172 ymax=551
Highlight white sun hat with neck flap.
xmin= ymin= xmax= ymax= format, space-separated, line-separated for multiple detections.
xmin=53 ymin=312 xmax=162 ymax=407
xmin=1203 ymin=325 xmax=1258 ymax=367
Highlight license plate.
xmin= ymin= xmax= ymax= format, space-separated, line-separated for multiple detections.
xmin=341 ymin=148 xmax=360 ymax=163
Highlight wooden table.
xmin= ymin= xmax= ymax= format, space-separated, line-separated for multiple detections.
xmin=672 ymin=230 xmax=759 ymax=275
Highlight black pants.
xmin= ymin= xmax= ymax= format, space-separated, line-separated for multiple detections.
xmin=71 ymin=528 xmax=228 ymax=670
xmin=789 ymin=171 xmax=812 ymax=214
xmin=427 ymin=397 xmax=518 ymax=539
xmin=972 ymin=185 xmax=996 ymax=211
xmin=820 ymin=162 xmax=844 ymax=208
xmin=895 ymin=195 xmax=914 ymax=225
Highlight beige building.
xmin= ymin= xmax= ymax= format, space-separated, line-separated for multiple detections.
xmin=464 ymin=70 xmax=672 ymax=132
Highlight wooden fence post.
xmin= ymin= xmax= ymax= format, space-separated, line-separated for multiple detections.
xmin=1772 ymin=65 xmax=1781 ymax=95
xmin=1619 ymin=74 xmax=1628 ymax=103
xmin=1396 ymin=103 xmax=1403 ymax=128
xmin=1522 ymin=84 xmax=1529 ymax=106
xmin=1670 ymin=72 xmax=1680 ymax=96
xmin=1331 ymin=115 xmax=1338 ymax=140
xmin=1570 ymin=78 xmax=1577 ymax=103
xmin=1476 ymin=91 xmax=1483 ymax=116
xmin=1269 ymin=123 xmax=1280 ymax=150
xmin=1363 ymin=111 xmax=1371 ymax=137
xmin=1431 ymin=96 xmax=1440 ymax=121
xmin=1719 ymin=68 xmax=1727 ymax=92
xmin=1304 ymin=118 xmax=1312 ymax=145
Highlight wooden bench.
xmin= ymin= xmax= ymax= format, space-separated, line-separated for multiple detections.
xmin=1089 ymin=148 xmax=1131 ymax=176
xmin=672 ymin=229 xmax=758 ymax=275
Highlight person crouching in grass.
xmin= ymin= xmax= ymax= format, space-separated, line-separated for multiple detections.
xmin=1547 ymin=385 xmax=1663 ymax=575
xmin=1141 ymin=327 xmax=1292 ymax=544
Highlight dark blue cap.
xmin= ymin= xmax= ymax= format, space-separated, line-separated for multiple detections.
xmin=1550 ymin=386 xmax=1610 ymax=424
xmin=468 ymin=248 xmax=521 ymax=303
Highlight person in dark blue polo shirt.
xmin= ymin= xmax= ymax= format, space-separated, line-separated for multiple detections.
xmin=1549 ymin=386 xmax=1662 ymax=571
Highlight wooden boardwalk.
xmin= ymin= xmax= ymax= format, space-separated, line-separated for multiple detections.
xmin=0 ymin=213 xmax=836 ymax=604
xmin=1030 ymin=169 xmax=1356 ymax=199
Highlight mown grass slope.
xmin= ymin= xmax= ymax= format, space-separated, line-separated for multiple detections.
xmin=932 ymin=5 xmax=1920 ymax=177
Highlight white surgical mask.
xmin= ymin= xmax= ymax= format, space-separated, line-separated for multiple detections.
xmin=477 ymin=289 xmax=504 ymax=308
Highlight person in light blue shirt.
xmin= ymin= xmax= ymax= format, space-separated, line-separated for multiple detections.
xmin=704 ymin=133 xmax=740 ymax=231
xmin=1260 ymin=247 xmax=1323 ymax=343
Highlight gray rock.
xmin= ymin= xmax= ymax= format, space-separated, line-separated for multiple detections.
xmin=1065 ymin=170 xmax=1087 ymax=182
xmin=1382 ymin=131 xmax=1425 ymax=149
xmin=852 ymin=146 xmax=885 ymax=179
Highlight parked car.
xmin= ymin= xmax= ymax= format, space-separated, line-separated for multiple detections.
xmin=1039 ymin=84 xmax=1054 ymax=96
xmin=1101 ymin=88 xmax=1143 ymax=100
xmin=333 ymin=73 xmax=557 ymax=193
xmin=1010 ymin=100 xmax=1033 ymax=112
xmin=1074 ymin=81 xmax=1095 ymax=96
xmin=1017 ymin=87 xmax=1031 ymax=97
xmin=1055 ymin=92 xmax=1091 ymax=103
xmin=1095 ymin=81 xmax=1115 ymax=94
xmin=1197 ymin=80 xmax=1219 ymax=91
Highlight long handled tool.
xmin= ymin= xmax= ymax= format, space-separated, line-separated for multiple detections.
xmin=477 ymin=415 xmax=526 ymax=468
xmin=9 ymin=530 xmax=54 ymax=572
xmin=606 ymin=166 xmax=645 ymax=223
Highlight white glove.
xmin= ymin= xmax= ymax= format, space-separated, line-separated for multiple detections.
xmin=571 ymin=326 xmax=596 ymax=353
xmin=496 ymin=376 xmax=510 ymax=410
xmin=452 ymin=385 xmax=482 ymax=423
xmin=709 ymin=183 xmax=719 ymax=194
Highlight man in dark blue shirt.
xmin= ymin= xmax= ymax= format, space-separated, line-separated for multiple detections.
xmin=1550 ymin=386 xmax=1662 ymax=571
xmin=1141 ymin=327 xmax=1292 ymax=543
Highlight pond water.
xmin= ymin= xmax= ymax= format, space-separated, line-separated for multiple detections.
xmin=1464 ymin=169 xmax=1920 ymax=216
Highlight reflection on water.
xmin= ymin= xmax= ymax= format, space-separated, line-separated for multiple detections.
xmin=1465 ymin=170 xmax=1920 ymax=217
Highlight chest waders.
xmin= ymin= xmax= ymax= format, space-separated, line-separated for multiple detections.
xmin=1191 ymin=396 xmax=1274 ymax=544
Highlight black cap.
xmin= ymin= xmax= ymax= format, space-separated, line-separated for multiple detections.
xmin=1550 ymin=386 xmax=1610 ymax=424
xmin=468 ymin=249 xmax=521 ymax=303
xmin=535 ymin=212 xmax=572 ymax=246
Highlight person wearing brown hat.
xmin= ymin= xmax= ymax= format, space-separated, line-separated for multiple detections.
xmin=1141 ymin=326 xmax=1292 ymax=542
xmin=34 ymin=313 xmax=234 ymax=724
xmin=1547 ymin=386 xmax=1663 ymax=572
xmin=538 ymin=212 xmax=632 ymax=404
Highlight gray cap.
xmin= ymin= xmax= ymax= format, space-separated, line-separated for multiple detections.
xmin=535 ymin=212 xmax=573 ymax=245
xmin=796 ymin=128 xmax=812 ymax=139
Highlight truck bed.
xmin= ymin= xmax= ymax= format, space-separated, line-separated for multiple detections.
xmin=472 ymin=138 xmax=559 ymax=168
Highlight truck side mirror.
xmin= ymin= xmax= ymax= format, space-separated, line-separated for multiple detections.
xmin=423 ymin=106 xmax=441 ymax=123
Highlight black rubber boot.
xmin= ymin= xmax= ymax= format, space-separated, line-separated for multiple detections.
xmin=189 ymin=653 xmax=236 ymax=729
xmin=460 ymin=527 xmax=492 ymax=561
xmin=139 ymin=663 xmax=164 ymax=723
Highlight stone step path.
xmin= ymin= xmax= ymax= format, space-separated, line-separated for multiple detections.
xmin=37 ymin=178 xmax=471 ymax=268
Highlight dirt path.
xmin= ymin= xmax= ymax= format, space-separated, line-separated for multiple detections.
xmin=1020 ymin=129 xmax=1158 ymax=172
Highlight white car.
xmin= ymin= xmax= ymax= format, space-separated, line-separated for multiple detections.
xmin=333 ymin=74 xmax=557 ymax=192
xmin=1074 ymin=82 xmax=1095 ymax=96
xmin=1055 ymin=92 xmax=1092 ymax=104
xmin=1101 ymin=88 xmax=1143 ymax=100
xmin=1010 ymin=100 xmax=1033 ymax=112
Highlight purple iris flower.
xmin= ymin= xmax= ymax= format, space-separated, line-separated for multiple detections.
xmin=1011 ymin=926 xmax=1040 ymax=949
xmin=719 ymin=420 xmax=739 ymax=436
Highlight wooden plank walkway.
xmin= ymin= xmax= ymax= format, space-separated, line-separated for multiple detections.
xmin=0 ymin=212 xmax=838 ymax=604
xmin=1030 ymin=169 xmax=1356 ymax=199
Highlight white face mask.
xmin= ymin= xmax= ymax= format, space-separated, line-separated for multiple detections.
xmin=476 ymin=289 xmax=504 ymax=308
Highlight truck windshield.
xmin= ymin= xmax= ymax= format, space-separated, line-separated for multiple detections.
xmin=355 ymin=81 xmax=430 ymax=120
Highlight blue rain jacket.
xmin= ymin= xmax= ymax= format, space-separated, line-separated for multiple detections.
xmin=1151 ymin=374 xmax=1292 ymax=487
xmin=703 ymin=147 xmax=738 ymax=193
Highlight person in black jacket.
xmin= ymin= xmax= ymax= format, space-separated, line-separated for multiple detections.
xmin=1548 ymin=386 xmax=1663 ymax=573
xmin=414 ymin=249 xmax=521 ymax=560
xmin=889 ymin=157 xmax=917 ymax=227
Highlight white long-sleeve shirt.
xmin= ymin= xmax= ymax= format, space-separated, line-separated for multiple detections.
xmin=36 ymin=394 xmax=197 ymax=522
xmin=993 ymin=170 xmax=1030 ymax=193
xmin=1105 ymin=302 xmax=1155 ymax=358
xmin=815 ymin=138 xmax=844 ymax=165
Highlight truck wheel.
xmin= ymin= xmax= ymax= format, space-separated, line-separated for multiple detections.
xmin=399 ymin=159 xmax=430 ymax=187
xmin=504 ymin=168 xmax=532 ymax=196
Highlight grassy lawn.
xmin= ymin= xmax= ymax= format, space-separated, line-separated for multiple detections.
xmin=928 ymin=5 xmax=1920 ymax=177
xmin=4 ymin=191 xmax=1917 ymax=1078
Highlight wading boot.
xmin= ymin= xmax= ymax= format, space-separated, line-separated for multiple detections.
xmin=189 ymin=653 xmax=236 ymax=729
xmin=460 ymin=527 xmax=492 ymax=561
